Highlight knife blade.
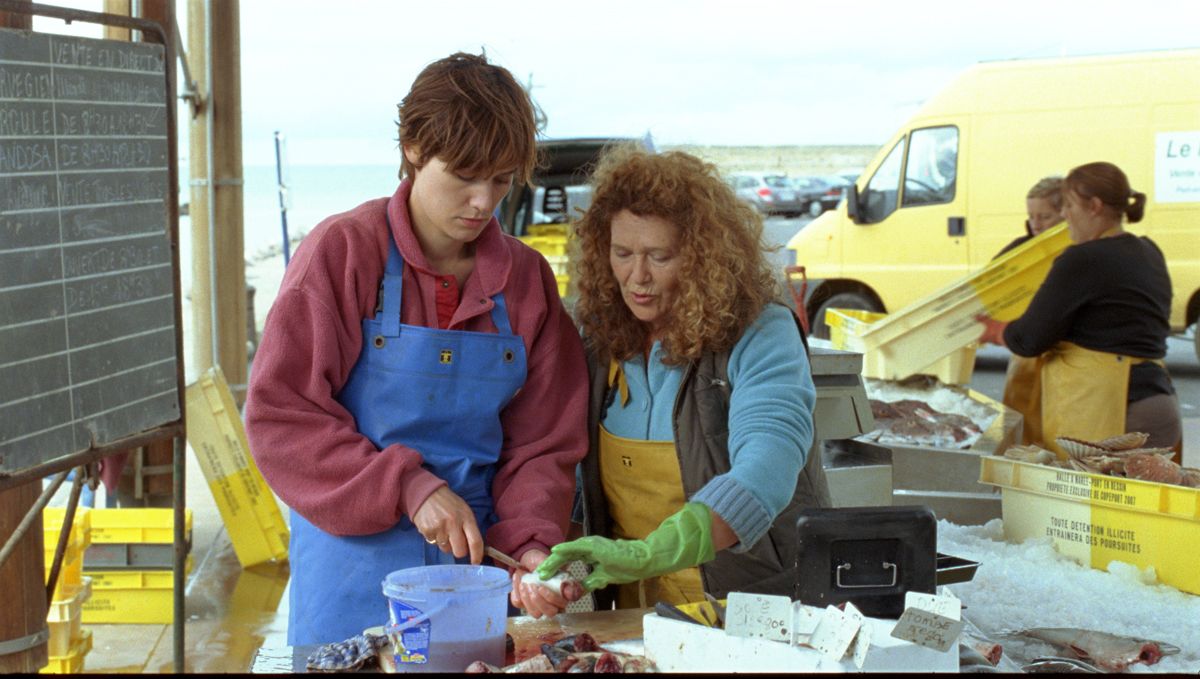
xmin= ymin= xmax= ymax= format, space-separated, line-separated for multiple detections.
xmin=485 ymin=546 xmax=524 ymax=570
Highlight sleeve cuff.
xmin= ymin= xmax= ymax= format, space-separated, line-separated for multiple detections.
xmin=397 ymin=464 xmax=448 ymax=520
xmin=691 ymin=475 xmax=773 ymax=553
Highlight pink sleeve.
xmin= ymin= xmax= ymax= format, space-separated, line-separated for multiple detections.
xmin=485 ymin=257 xmax=589 ymax=559
xmin=244 ymin=230 xmax=445 ymax=537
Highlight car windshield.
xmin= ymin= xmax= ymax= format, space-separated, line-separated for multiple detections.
xmin=764 ymin=176 xmax=791 ymax=188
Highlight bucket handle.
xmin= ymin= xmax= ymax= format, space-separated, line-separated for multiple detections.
xmin=386 ymin=600 xmax=450 ymax=636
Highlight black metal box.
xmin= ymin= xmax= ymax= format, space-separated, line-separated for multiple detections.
xmin=794 ymin=505 xmax=937 ymax=618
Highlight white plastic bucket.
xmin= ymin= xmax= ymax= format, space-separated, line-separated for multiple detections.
xmin=381 ymin=565 xmax=511 ymax=673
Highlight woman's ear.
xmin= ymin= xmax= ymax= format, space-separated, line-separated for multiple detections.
xmin=402 ymin=145 xmax=422 ymax=170
xmin=1087 ymin=195 xmax=1105 ymax=216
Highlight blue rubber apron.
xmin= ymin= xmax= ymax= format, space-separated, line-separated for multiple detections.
xmin=287 ymin=229 xmax=527 ymax=645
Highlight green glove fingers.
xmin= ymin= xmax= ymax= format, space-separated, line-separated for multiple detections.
xmin=536 ymin=502 xmax=718 ymax=591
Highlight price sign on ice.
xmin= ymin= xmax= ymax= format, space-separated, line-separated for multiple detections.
xmin=890 ymin=606 xmax=964 ymax=652
xmin=725 ymin=592 xmax=792 ymax=642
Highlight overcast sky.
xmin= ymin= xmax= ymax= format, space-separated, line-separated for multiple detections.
xmin=31 ymin=0 xmax=1200 ymax=166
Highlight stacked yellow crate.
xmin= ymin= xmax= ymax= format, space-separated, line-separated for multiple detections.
xmin=80 ymin=508 xmax=193 ymax=624
xmin=41 ymin=508 xmax=93 ymax=673
xmin=520 ymin=226 xmax=572 ymax=299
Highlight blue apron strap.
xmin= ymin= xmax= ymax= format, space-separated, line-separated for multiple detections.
xmin=381 ymin=224 xmax=403 ymax=338
xmin=489 ymin=292 xmax=514 ymax=335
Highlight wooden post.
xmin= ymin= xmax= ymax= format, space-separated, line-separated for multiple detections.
xmin=102 ymin=0 xmax=130 ymax=40
xmin=0 ymin=484 xmax=48 ymax=673
xmin=0 ymin=0 xmax=30 ymax=30
xmin=187 ymin=0 xmax=248 ymax=404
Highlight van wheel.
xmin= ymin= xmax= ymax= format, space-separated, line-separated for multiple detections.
xmin=811 ymin=291 xmax=878 ymax=341
xmin=808 ymin=201 xmax=824 ymax=218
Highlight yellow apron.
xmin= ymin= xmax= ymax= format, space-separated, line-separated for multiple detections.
xmin=1034 ymin=342 xmax=1161 ymax=460
xmin=599 ymin=361 xmax=703 ymax=608
xmin=1002 ymin=355 xmax=1042 ymax=445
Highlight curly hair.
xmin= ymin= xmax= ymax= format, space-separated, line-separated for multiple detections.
xmin=573 ymin=145 xmax=781 ymax=365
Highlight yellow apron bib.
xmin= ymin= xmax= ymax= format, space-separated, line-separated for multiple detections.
xmin=599 ymin=360 xmax=704 ymax=609
xmin=1035 ymin=342 xmax=1161 ymax=460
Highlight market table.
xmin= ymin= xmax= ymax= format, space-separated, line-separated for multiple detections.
xmin=249 ymin=607 xmax=648 ymax=673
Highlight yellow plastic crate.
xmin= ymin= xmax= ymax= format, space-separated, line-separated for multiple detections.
xmin=81 ymin=556 xmax=193 ymax=624
xmin=87 ymin=508 xmax=191 ymax=544
xmin=544 ymin=254 xmax=569 ymax=276
xmin=832 ymin=225 xmax=1070 ymax=381
xmin=521 ymin=234 xmax=569 ymax=257
xmin=979 ymin=456 xmax=1200 ymax=595
xmin=46 ymin=577 xmax=91 ymax=657
xmin=555 ymin=274 xmax=570 ymax=299
xmin=526 ymin=223 xmax=569 ymax=237
xmin=43 ymin=507 xmax=91 ymax=600
xmin=39 ymin=628 xmax=91 ymax=674
xmin=826 ymin=308 xmax=977 ymax=384
xmin=186 ymin=366 xmax=289 ymax=567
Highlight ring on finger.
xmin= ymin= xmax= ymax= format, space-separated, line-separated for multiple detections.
xmin=425 ymin=537 xmax=438 ymax=544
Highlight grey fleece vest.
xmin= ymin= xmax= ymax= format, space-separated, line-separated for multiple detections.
xmin=579 ymin=321 xmax=831 ymax=608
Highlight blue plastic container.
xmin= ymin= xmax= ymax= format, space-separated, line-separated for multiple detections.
xmin=381 ymin=565 xmax=511 ymax=673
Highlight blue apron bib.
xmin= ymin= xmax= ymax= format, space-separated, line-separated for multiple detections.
xmin=287 ymin=230 xmax=527 ymax=645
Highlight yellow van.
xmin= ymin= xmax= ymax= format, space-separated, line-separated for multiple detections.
xmin=787 ymin=49 xmax=1200 ymax=359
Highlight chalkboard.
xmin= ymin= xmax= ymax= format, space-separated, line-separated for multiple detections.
xmin=0 ymin=28 xmax=179 ymax=475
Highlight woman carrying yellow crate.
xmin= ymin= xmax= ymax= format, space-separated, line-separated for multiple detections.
xmin=977 ymin=161 xmax=1182 ymax=459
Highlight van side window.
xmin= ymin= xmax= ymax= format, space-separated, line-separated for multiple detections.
xmin=902 ymin=126 xmax=958 ymax=207
xmin=861 ymin=139 xmax=905 ymax=223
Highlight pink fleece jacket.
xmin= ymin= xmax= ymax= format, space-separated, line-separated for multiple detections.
xmin=244 ymin=181 xmax=588 ymax=560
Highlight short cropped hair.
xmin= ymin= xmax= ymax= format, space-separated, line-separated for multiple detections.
xmin=1026 ymin=176 xmax=1064 ymax=211
xmin=574 ymin=145 xmax=780 ymax=365
xmin=397 ymin=52 xmax=538 ymax=183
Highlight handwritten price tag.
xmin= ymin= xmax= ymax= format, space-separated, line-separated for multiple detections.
xmin=725 ymin=592 xmax=792 ymax=642
xmin=790 ymin=602 xmax=822 ymax=645
xmin=809 ymin=604 xmax=863 ymax=661
xmin=904 ymin=591 xmax=961 ymax=621
xmin=890 ymin=607 xmax=965 ymax=652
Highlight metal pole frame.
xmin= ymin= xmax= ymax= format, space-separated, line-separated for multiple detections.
xmin=0 ymin=1 xmax=188 ymax=671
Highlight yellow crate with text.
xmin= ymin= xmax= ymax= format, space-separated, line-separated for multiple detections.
xmin=42 ymin=507 xmax=91 ymax=600
xmin=831 ymin=225 xmax=1070 ymax=381
xmin=186 ymin=366 xmax=290 ymax=567
xmin=979 ymin=456 xmax=1200 ymax=595
xmin=826 ymin=308 xmax=977 ymax=385
xmin=39 ymin=628 xmax=91 ymax=674
xmin=46 ymin=577 xmax=91 ymax=658
xmin=81 ymin=555 xmax=194 ymax=624
xmin=86 ymin=508 xmax=190 ymax=544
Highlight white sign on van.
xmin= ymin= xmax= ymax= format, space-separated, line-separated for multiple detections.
xmin=1156 ymin=131 xmax=1200 ymax=203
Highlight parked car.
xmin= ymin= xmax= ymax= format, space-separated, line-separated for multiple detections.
xmin=792 ymin=175 xmax=851 ymax=217
xmin=728 ymin=172 xmax=806 ymax=216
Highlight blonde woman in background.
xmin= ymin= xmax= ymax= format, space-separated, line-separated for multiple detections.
xmin=996 ymin=176 xmax=1065 ymax=443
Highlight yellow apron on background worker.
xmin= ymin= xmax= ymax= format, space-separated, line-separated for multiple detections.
xmin=1035 ymin=342 xmax=1160 ymax=459
xmin=1002 ymin=355 xmax=1042 ymax=445
xmin=599 ymin=360 xmax=704 ymax=608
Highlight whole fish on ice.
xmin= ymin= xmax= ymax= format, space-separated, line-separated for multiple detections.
xmin=1008 ymin=627 xmax=1179 ymax=672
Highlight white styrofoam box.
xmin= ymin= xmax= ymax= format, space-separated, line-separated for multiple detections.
xmin=643 ymin=612 xmax=959 ymax=673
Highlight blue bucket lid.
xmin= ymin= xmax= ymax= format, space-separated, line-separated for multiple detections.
xmin=381 ymin=564 xmax=511 ymax=601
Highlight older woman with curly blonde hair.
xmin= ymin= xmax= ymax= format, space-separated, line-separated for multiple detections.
xmin=535 ymin=145 xmax=830 ymax=609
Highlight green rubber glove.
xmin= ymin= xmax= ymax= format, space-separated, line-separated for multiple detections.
xmin=536 ymin=502 xmax=716 ymax=592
